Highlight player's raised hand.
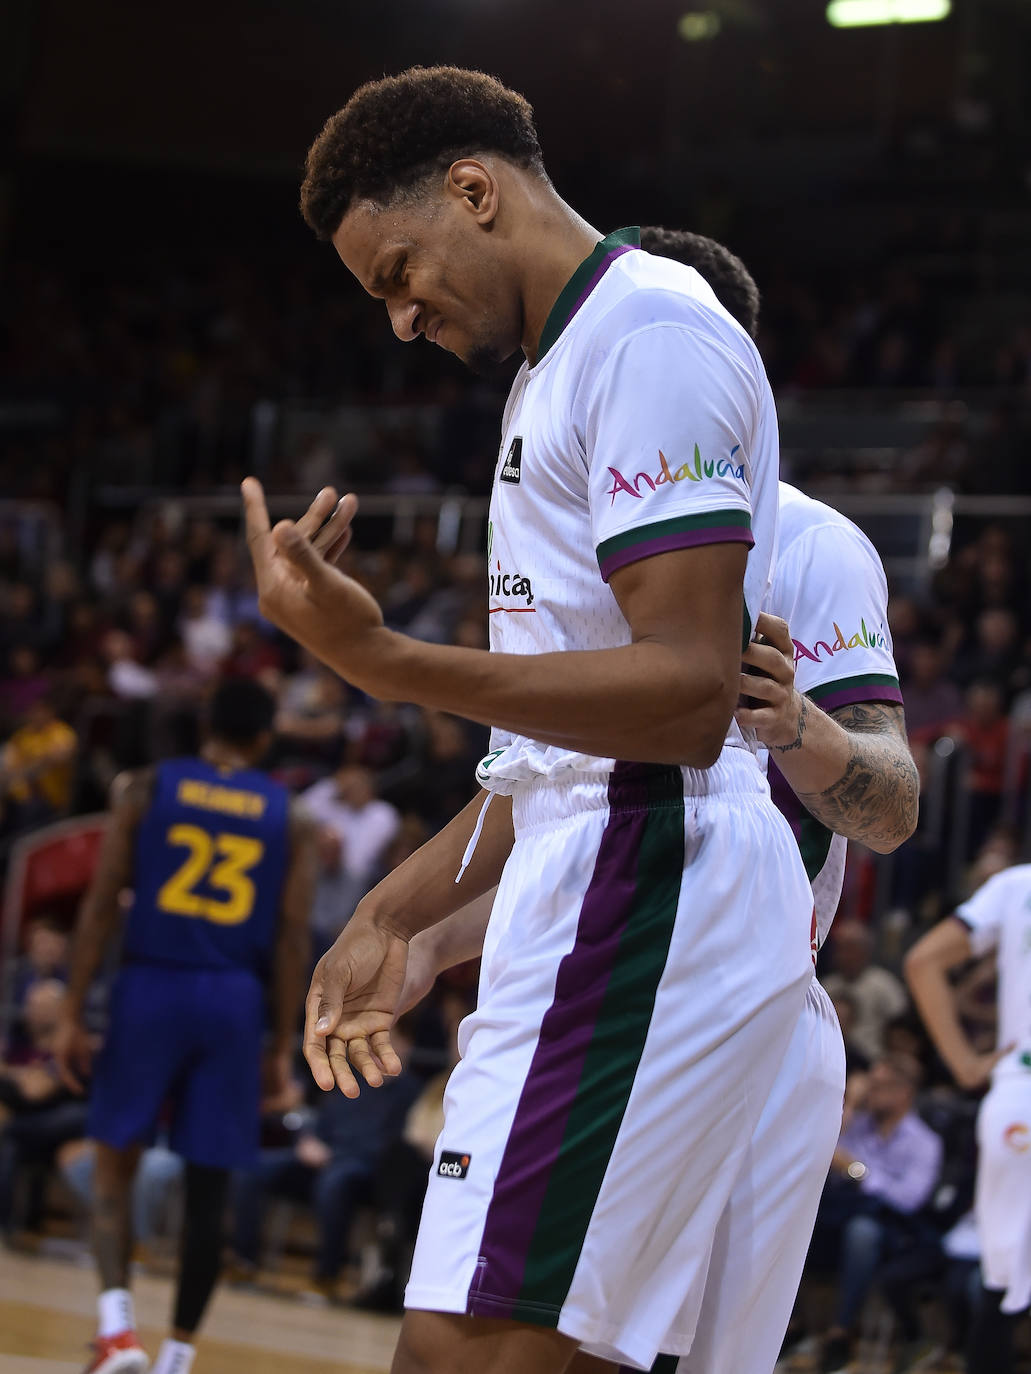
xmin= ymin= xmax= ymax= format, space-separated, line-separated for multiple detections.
xmin=241 ymin=477 xmax=384 ymax=670
xmin=734 ymin=612 xmax=805 ymax=750
xmin=303 ymin=914 xmax=410 ymax=1097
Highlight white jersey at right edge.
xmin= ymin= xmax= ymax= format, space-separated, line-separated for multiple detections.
xmin=956 ymin=865 xmax=1031 ymax=1314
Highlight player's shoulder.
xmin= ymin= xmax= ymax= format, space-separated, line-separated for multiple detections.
xmin=985 ymin=863 xmax=1031 ymax=896
xmin=777 ymin=484 xmax=885 ymax=573
xmin=594 ymin=251 xmax=757 ymax=363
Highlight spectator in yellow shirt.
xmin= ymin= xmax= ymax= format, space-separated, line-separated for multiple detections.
xmin=1 ymin=696 xmax=77 ymax=830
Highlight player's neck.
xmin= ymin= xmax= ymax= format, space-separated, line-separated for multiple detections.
xmin=201 ymin=740 xmax=255 ymax=774
xmin=518 ymin=194 xmax=602 ymax=368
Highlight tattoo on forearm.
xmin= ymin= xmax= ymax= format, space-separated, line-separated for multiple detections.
xmin=774 ymin=695 xmax=810 ymax=754
xmin=797 ymin=702 xmax=919 ymax=849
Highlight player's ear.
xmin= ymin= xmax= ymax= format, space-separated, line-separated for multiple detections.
xmin=446 ymin=159 xmax=499 ymax=226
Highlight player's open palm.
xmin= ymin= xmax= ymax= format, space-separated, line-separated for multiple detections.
xmin=241 ymin=477 xmax=384 ymax=672
xmin=304 ymin=915 xmax=410 ymax=1097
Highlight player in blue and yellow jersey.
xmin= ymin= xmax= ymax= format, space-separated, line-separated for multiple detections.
xmin=54 ymin=679 xmax=318 ymax=1374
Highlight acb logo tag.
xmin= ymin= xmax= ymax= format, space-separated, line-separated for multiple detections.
xmin=438 ymin=1150 xmax=471 ymax=1179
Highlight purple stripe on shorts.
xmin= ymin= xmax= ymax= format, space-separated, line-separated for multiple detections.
xmin=467 ymin=768 xmax=649 ymax=1315
xmin=565 ymin=244 xmax=638 ymax=332
xmin=815 ymin=683 xmax=905 ymax=713
xmin=599 ymin=525 xmax=754 ymax=582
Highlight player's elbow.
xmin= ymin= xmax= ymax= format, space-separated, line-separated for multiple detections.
xmin=668 ymin=666 xmax=737 ymax=769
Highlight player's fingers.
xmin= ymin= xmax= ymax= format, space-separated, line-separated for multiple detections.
xmin=312 ymin=493 xmax=359 ymax=560
xmin=241 ymin=477 xmax=273 ymax=549
xmin=295 ymin=486 xmax=340 ymax=541
xmin=302 ymin=1026 xmax=336 ymax=1092
xmin=734 ymin=706 xmax=772 ymax=731
xmin=738 ymin=671 xmax=780 ymax=703
xmin=273 ymin=519 xmax=334 ymax=587
xmin=327 ymin=1038 xmax=361 ymax=1098
xmin=324 ymin=529 xmax=354 ymax=567
xmin=741 ymin=641 xmax=792 ymax=682
xmin=369 ymin=1028 xmax=402 ymax=1077
xmin=346 ymin=1036 xmax=385 ymax=1088
xmin=754 ymin=612 xmax=793 ymax=655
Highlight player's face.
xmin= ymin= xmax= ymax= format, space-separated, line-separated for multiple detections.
xmin=333 ymin=195 xmax=523 ymax=374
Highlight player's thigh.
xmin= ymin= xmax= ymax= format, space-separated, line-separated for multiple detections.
xmin=680 ymin=981 xmax=846 ymax=1374
xmin=393 ymin=1310 xmax=579 ymax=1374
xmin=174 ymin=968 xmax=264 ymax=1169
xmin=976 ymin=1080 xmax=1031 ymax=1301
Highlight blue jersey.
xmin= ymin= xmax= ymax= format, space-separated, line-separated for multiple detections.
xmin=124 ymin=758 xmax=289 ymax=975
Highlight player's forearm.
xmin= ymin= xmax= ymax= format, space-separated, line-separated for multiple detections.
xmin=273 ymin=921 xmax=309 ymax=1053
xmin=903 ymin=954 xmax=976 ymax=1082
xmin=774 ymin=700 xmax=919 ymax=853
xmin=412 ymin=889 xmax=496 ymax=975
xmin=336 ymin=628 xmax=734 ymax=769
xmin=64 ymin=893 xmax=119 ymax=1019
xmin=360 ymin=792 xmax=514 ymax=942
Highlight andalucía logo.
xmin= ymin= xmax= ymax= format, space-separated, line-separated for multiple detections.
xmin=606 ymin=444 xmax=744 ymax=504
xmin=793 ymin=619 xmax=888 ymax=665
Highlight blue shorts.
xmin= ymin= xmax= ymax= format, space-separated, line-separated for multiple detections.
xmin=87 ymin=963 xmax=264 ymax=1169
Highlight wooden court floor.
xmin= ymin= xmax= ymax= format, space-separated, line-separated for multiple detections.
xmin=0 ymin=1248 xmax=401 ymax=1373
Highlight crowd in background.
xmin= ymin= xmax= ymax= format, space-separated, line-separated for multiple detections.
xmin=1 ymin=191 xmax=1031 ymax=1364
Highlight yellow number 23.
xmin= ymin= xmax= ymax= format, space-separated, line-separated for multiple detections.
xmin=157 ymin=824 xmax=264 ymax=926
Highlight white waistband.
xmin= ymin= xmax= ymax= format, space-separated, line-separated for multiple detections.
xmin=509 ymin=749 xmax=770 ymax=835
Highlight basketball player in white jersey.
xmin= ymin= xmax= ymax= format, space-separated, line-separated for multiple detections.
xmin=905 ymin=869 xmax=1031 ymax=1374
xmin=400 ymin=230 xmax=918 ymax=1373
xmin=243 ymin=67 xmax=819 ymax=1374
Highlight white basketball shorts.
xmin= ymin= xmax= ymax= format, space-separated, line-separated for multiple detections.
xmin=976 ymin=1073 xmax=1031 ymax=1313
xmin=405 ymin=751 xmax=816 ymax=1370
xmin=679 ymin=978 xmax=846 ymax=1374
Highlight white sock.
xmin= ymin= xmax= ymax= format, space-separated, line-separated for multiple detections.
xmin=151 ymin=1338 xmax=196 ymax=1374
xmin=97 ymin=1287 xmax=135 ymax=1337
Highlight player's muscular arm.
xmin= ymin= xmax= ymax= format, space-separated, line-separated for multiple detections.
xmin=904 ymin=917 xmax=1012 ymax=1090
xmin=243 ymin=481 xmax=744 ymax=769
xmin=304 ymin=792 xmax=513 ymax=1096
xmin=736 ymin=614 xmax=919 ymax=853
xmin=55 ymin=769 xmax=153 ymax=1090
xmin=271 ymin=803 xmax=320 ymax=1057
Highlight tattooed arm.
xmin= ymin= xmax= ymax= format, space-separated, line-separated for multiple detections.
xmin=735 ymin=613 xmax=919 ymax=854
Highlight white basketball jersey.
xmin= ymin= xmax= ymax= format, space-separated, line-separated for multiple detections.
xmin=957 ymin=864 xmax=1031 ymax=1082
xmin=479 ymin=227 xmax=778 ymax=792
xmin=765 ymin=483 xmax=902 ymax=948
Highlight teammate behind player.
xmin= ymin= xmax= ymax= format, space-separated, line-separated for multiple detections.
xmin=905 ymin=866 xmax=1029 ymax=1374
xmin=54 ymin=679 xmax=318 ymax=1374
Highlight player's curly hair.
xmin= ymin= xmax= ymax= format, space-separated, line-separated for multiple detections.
xmin=300 ymin=66 xmax=547 ymax=241
xmin=640 ymin=226 xmax=761 ymax=340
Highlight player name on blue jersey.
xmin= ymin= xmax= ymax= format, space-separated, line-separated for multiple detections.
xmin=125 ymin=758 xmax=289 ymax=973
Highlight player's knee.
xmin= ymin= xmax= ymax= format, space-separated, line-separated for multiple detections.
xmin=391 ymin=1311 xmax=452 ymax=1374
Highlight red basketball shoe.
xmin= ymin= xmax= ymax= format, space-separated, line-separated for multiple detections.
xmin=82 ymin=1330 xmax=149 ymax=1373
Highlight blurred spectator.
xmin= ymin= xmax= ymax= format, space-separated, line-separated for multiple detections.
xmin=821 ymin=921 xmax=910 ymax=1063
xmin=902 ymin=637 xmax=964 ymax=742
xmin=9 ymin=915 xmax=69 ymax=1015
xmin=179 ymin=584 xmax=231 ymax=678
xmin=301 ymin=765 xmax=401 ymax=958
xmin=0 ymin=695 xmax=78 ymax=833
xmin=229 ymin=1019 xmax=420 ymax=1300
xmin=948 ymin=680 xmax=1010 ymax=857
xmin=0 ymin=980 xmax=88 ymax=1235
xmin=802 ymin=1054 xmax=943 ymax=1373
